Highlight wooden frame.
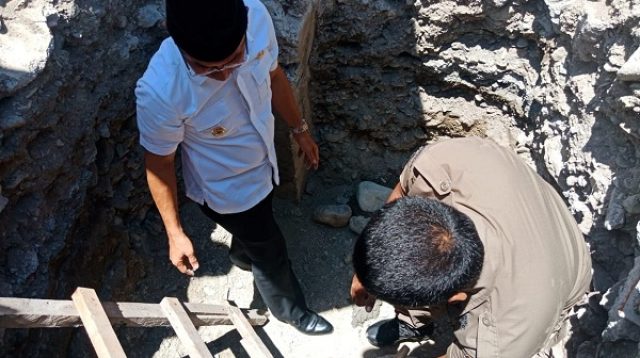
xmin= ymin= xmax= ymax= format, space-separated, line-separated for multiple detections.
xmin=0 ymin=287 xmax=271 ymax=358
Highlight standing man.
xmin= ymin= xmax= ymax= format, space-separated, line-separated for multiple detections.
xmin=136 ymin=0 xmax=332 ymax=335
xmin=351 ymin=137 xmax=592 ymax=356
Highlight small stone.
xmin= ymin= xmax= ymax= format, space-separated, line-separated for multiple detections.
xmin=622 ymin=194 xmax=640 ymax=214
xmin=604 ymin=207 xmax=625 ymax=230
xmin=516 ymin=38 xmax=528 ymax=48
xmin=313 ymin=204 xmax=352 ymax=228
xmin=0 ymin=115 xmax=26 ymax=130
xmin=357 ymin=181 xmax=392 ymax=212
xmin=137 ymin=5 xmax=163 ymax=29
xmin=349 ymin=216 xmax=370 ymax=235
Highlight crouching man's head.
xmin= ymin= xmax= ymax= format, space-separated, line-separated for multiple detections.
xmin=353 ymin=196 xmax=485 ymax=306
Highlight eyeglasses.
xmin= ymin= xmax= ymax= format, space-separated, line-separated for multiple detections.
xmin=181 ymin=37 xmax=248 ymax=77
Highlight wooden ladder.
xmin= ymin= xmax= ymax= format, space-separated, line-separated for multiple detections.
xmin=0 ymin=287 xmax=273 ymax=358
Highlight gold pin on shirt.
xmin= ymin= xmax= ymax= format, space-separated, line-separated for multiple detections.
xmin=256 ymin=50 xmax=265 ymax=60
xmin=211 ymin=126 xmax=227 ymax=137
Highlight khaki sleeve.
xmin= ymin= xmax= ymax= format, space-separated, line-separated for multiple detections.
xmin=399 ymin=145 xmax=428 ymax=195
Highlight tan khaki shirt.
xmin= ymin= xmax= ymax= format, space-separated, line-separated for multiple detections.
xmin=399 ymin=137 xmax=592 ymax=357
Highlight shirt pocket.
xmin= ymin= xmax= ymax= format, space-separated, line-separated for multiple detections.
xmin=250 ymin=52 xmax=272 ymax=104
xmin=476 ymin=310 xmax=499 ymax=358
xmin=188 ymin=104 xmax=234 ymax=140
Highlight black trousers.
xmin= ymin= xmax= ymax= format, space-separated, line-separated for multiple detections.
xmin=200 ymin=191 xmax=308 ymax=323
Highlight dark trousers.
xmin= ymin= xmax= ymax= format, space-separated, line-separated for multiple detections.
xmin=200 ymin=191 xmax=308 ymax=323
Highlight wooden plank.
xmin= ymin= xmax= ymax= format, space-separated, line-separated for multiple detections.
xmin=71 ymin=288 xmax=126 ymax=358
xmin=160 ymin=297 xmax=213 ymax=358
xmin=0 ymin=297 xmax=268 ymax=328
xmin=227 ymin=302 xmax=273 ymax=358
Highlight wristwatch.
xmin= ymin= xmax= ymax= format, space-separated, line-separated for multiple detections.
xmin=290 ymin=118 xmax=309 ymax=135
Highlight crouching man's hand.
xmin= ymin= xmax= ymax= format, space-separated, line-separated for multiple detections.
xmin=168 ymin=231 xmax=199 ymax=276
xmin=351 ymin=274 xmax=376 ymax=312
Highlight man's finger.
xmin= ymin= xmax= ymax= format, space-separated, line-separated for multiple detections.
xmin=174 ymin=260 xmax=188 ymax=274
xmin=188 ymin=254 xmax=200 ymax=272
xmin=365 ymin=295 xmax=376 ymax=312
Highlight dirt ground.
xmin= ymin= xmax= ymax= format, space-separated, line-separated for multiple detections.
xmin=117 ymin=182 xmax=432 ymax=358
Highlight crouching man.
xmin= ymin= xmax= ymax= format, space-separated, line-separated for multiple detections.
xmin=351 ymin=137 xmax=592 ymax=357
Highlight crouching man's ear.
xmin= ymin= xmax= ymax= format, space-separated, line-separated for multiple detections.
xmin=448 ymin=292 xmax=469 ymax=303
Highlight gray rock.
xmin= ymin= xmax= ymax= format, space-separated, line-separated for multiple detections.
xmin=617 ymin=48 xmax=640 ymax=82
xmin=576 ymin=341 xmax=598 ymax=358
xmin=592 ymin=262 xmax=616 ymax=293
xmin=602 ymin=317 xmax=640 ymax=342
xmin=622 ymin=194 xmax=640 ymax=214
xmin=313 ymin=204 xmax=352 ymax=227
xmin=349 ymin=215 xmax=370 ymax=235
xmin=0 ymin=4 xmax=53 ymax=98
xmin=597 ymin=341 xmax=638 ymax=358
xmin=137 ymin=5 xmax=163 ymax=29
xmin=605 ymin=186 xmax=626 ymax=230
xmin=357 ymin=181 xmax=392 ymax=212
xmin=7 ymin=247 xmax=38 ymax=283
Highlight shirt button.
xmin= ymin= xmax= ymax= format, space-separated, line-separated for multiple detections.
xmin=482 ymin=317 xmax=492 ymax=326
xmin=440 ymin=180 xmax=451 ymax=192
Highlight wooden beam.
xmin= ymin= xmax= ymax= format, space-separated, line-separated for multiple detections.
xmin=0 ymin=297 xmax=268 ymax=328
xmin=227 ymin=302 xmax=273 ymax=358
xmin=160 ymin=297 xmax=213 ymax=358
xmin=71 ymin=288 xmax=127 ymax=358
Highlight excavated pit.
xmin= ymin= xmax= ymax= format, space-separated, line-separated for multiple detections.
xmin=1 ymin=0 xmax=640 ymax=356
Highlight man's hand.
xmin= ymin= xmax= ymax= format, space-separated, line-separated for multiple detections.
xmin=293 ymin=131 xmax=319 ymax=170
xmin=351 ymin=274 xmax=376 ymax=312
xmin=168 ymin=231 xmax=200 ymax=276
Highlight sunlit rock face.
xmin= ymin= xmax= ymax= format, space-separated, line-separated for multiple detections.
xmin=309 ymin=0 xmax=640 ymax=355
xmin=1 ymin=0 xmax=640 ymax=355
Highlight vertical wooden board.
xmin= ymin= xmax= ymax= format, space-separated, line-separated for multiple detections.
xmin=226 ymin=304 xmax=273 ymax=358
xmin=70 ymin=287 xmax=126 ymax=358
xmin=159 ymin=297 xmax=213 ymax=358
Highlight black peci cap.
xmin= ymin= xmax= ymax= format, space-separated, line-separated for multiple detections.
xmin=166 ymin=0 xmax=248 ymax=62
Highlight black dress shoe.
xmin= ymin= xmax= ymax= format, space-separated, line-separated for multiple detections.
xmin=366 ymin=318 xmax=433 ymax=347
xmin=290 ymin=310 xmax=334 ymax=335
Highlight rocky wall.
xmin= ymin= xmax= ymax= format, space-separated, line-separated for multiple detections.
xmin=0 ymin=0 xmax=317 ymax=355
xmin=310 ymin=0 xmax=640 ymax=355
xmin=0 ymin=0 xmax=168 ymax=354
